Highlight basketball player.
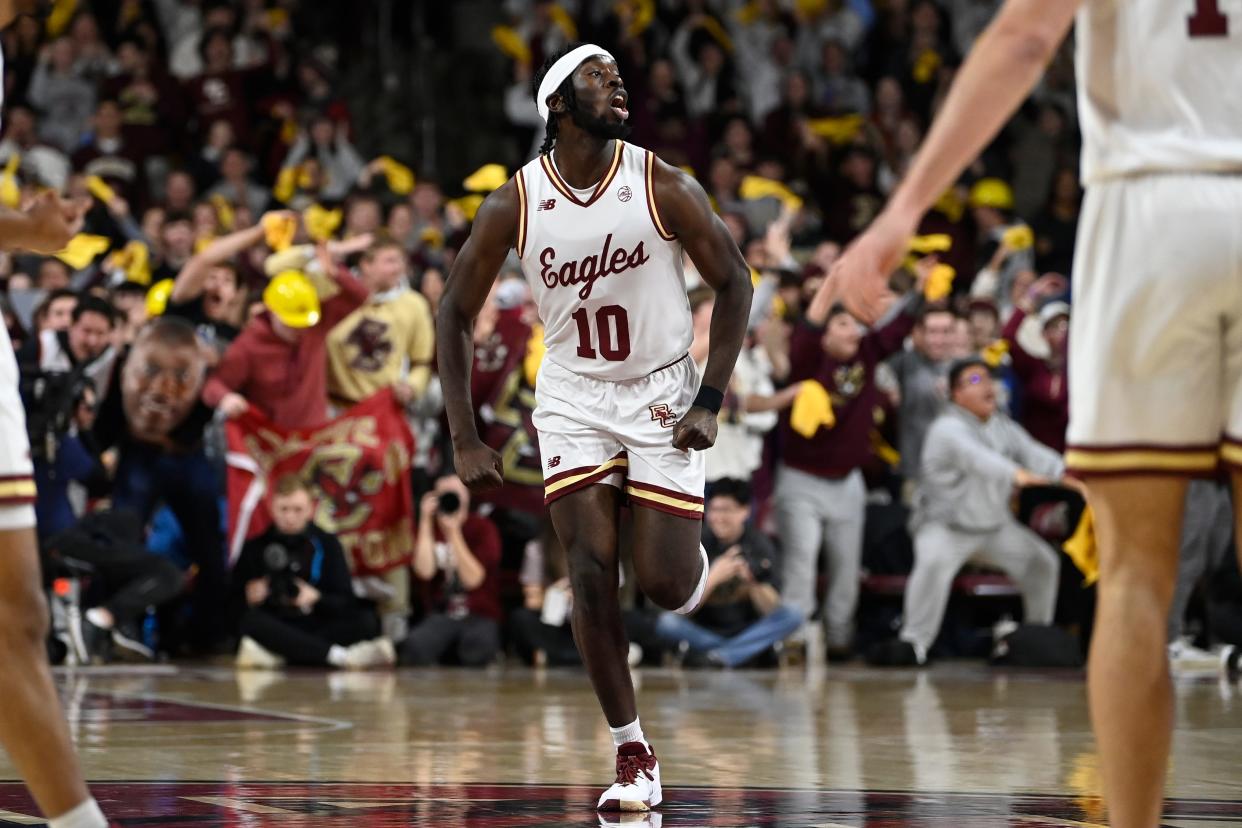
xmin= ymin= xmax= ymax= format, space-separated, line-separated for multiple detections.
xmin=0 ymin=3 xmax=112 ymax=826
xmin=829 ymin=0 xmax=1240 ymax=824
xmin=438 ymin=44 xmax=752 ymax=811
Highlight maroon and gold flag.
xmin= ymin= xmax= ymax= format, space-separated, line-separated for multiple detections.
xmin=225 ymin=389 xmax=415 ymax=576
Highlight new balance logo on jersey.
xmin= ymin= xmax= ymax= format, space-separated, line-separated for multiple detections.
xmin=538 ymin=199 xmax=557 ymax=211
xmin=539 ymin=233 xmax=651 ymax=301
xmin=649 ymin=404 xmax=677 ymax=428
xmin=547 ymin=456 xmax=562 ymax=468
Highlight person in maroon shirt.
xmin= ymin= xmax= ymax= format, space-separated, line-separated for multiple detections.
xmin=1002 ymin=277 xmax=1070 ymax=452
xmin=402 ymin=475 xmax=503 ymax=667
xmin=774 ymin=274 xmax=924 ymax=658
xmin=203 ymin=245 xmax=368 ymax=429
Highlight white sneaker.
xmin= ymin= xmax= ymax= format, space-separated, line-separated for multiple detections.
xmin=1169 ymin=637 xmax=1219 ymax=673
xmin=343 ymin=637 xmax=397 ymax=670
xmin=236 ymin=636 xmax=285 ymax=669
xmin=597 ymin=741 xmax=662 ymax=812
xmin=598 ymin=811 xmax=663 ymax=826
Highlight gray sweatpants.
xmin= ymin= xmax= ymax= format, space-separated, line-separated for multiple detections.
xmin=899 ymin=519 xmax=1060 ymax=653
xmin=1169 ymin=480 xmax=1233 ymax=642
xmin=773 ymin=465 xmax=866 ymax=649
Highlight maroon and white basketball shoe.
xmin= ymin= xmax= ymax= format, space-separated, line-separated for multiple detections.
xmin=596 ymin=741 xmax=662 ymax=811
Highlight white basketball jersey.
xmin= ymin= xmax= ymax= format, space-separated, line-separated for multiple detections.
xmin=1076 ymin=0 xmax=1242 ymax=185
xmin=516 ymin=141 xmax=691 ymax=381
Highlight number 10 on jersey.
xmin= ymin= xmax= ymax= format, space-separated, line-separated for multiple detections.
xmin=573 ymin=305 xmax=632 ymax=362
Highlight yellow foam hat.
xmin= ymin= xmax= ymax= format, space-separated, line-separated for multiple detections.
xmin=264 ymin=271 xmax=321 ymax=329
xmin=968 ymin=178 xmax=1014 ymax=211
xmin=463 ymin=164 xmax=508 ymax=194
xmin=145 ymin=278 xmax=174 ymax=317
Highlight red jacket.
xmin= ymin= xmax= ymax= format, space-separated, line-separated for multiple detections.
xmin=1003 ymin=308 xmax=1068 ymax=453
xmin=203 ymin=267 xmax=368 ymax=429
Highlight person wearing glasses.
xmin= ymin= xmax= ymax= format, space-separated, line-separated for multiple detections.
xmin=870 ymin=356 xmax=1079 ymax=666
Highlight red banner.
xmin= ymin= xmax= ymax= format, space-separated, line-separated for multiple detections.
xmin=225 ymin=389 xmax=415 ymax=576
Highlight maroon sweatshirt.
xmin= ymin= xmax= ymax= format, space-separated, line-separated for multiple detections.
xmin=779 ymin=304 xmax=917 ymax=479
xmin=203 ymin=267 xmax=369 ymax=429
xmin=1003 ymin=308 xmax=1068 ymax=452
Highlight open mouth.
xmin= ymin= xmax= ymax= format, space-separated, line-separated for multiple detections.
xmin=610 ymin=93 xmax=629 ymax=121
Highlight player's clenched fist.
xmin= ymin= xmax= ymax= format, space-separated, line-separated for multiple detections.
xmin=453 ymin=439 xmax=505 ymax=493
xmin=671 ymin=407 xmax=717 ymax=452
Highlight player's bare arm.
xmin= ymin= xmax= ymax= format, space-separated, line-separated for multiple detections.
xmin=832 ymin=0 xmax=1081 ymax=322
xmin=436 ymin=179 xmax=520 ymax=493
xmin=651 ymin=158 xmax=753 ymax=452
xmin=0 ymin=191 xmax=87 ymax=254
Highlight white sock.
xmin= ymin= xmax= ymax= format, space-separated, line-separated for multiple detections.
xmin=674 ymin=545 xmax=710 ymax=615
xmin=48 ymin=798 xmax=107 ymax=828
xmin=85 ymin=608 xmax=113 ymax=630
xmin=609 ymin=718 xmax=647 ymax=749
xmin=326 ymin=645 xmax=349 ymax=668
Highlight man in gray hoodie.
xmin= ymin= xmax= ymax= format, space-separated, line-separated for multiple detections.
xmin=874 ymin=356 xmax=1074 ymax=665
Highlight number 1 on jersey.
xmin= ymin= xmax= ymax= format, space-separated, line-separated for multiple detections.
xmin=1188 ymin=0 xmax=1229 ymax=36
xmin=572 ymin=305 xmax=632 ymax=362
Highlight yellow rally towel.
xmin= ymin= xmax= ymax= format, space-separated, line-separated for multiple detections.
xmin=790 ymin=380 xmax=835 ymax=438
xmin=739 ymin=175 xmax=803 ymax=212
xmin=274 ymin=167 xmax=299 ymax=204
xmin=449 ymin=195 xmax=485 ymax=223
xmin=981 ymin=339 xmax=1009 ymax=367
xmin=107 ymin=240 xmax=152 ymax=286
xmin=806 ymin=114 xmax=865 ymax=144
xmin=1063 ymin=504 xmax=1099 ymax=586
xmin=523 ymin=325 xmax=546 ymax=388
xmin=46 ymin=0 xmax=78 ymax=37
xmin=54 ymin=234 xmax=111 ymax=270
xmin=912 ymin=48 xmax=942 ymax=84
xmin=378 ymin=156 xmax=416 ymax=195
xmin=908 ymin=233 xmax=952 ymax=255
xmin=490 ymin=25 xmax=531 ymax=65
xmin=697 ymin=15 xmax=734 ymax=52
xmin=548 ymin=4 xmax=579 ymax=39
xmin=209 ymin=194 xmax=236 ymax=232
xmin=86 ymin=175 xmax=118 ymax=205
xmin=1002 ymin=224 xmax=1034 ymax=251
xmin=463 ymin=164 xmax=507 ymax=194
xmin=923 ymin=264 xmax=956 ymax=302
xmin=263 ymin=212 xmax=298 ymax=252
xmin=615 ymin=0 xmax=656 ymax=38
xmin=0 ymin=154 xmax=20 ymax=208
xmin=304 ymin=204 xmax=342 ymax=242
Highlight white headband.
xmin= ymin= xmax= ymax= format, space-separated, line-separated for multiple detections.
xmin=536 ymin=43 xmax=616 ymax=124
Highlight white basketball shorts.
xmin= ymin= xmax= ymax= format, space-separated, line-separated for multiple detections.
xmin=0 ymin=325 xmax=36 ymax=529
xmin=1066 ymin=173 xmax=1242 ymax=477
xmin=534 ymin=354 xmax=705 ymax=519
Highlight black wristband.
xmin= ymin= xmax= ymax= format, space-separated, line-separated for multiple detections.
xmin=693 ymin=385 xmax=724 ymax=414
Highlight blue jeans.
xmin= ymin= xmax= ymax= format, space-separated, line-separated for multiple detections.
xmin=655 ymin=604 xmax=803 ymax=667
xmin=113 ymin=442 xmax=225 ymax=644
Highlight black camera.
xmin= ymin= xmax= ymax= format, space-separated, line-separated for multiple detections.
xmin=19 ymin=367 xmax=91 ymax=463
xmin=262 ymin=541 xmax=306 ymax=608
xmin=436 ymin=492 xmax=461 ymax=515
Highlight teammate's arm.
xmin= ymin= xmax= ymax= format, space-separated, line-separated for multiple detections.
xmin=832 ymin=0 xmax=1081 ymax=322
xmin=436 ymin=179 xmax=521 ymax=492
xmin=652 ymin=159 xmax=753 ymax=452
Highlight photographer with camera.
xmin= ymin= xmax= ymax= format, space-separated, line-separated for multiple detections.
xmin=402 ymin=475 xmax=503 ymax=667
xmin=234 ymin=474 xmax=394 ymax=670
xmin=654 ymin=479 xmax=802 ymax=668
xmin=19 ymin=294 xmax=117 ymax=401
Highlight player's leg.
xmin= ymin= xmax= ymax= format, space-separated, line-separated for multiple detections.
xmin=1084 ymin=476 xmax=1186 ymax=828
xmin=0 ymin=522 xmax=104 ymax=825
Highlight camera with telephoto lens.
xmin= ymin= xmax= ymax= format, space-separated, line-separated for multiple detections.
xmin=262 ymin=541 xmax=306 ymax=608
xmin=19 ymin=367 xmax=91 ymax=463
xmin=436 ymin=492 xmax=461 ymax=515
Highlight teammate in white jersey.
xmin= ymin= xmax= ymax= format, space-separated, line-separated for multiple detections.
xmin=0 ymin=4 xmax=112 ymax=827
xmin=829 ymin=0 xmax=1241 ymax=824
xmin=438 ymin=43 xmax=751 ymax=812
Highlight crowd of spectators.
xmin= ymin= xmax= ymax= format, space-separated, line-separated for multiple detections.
xmin=8 ymin=0 xmax=1239 ymax=671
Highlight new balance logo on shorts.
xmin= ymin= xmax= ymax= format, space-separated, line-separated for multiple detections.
xmin=538 ymin=199 xmax=557 ymax=211
xmin=649 ymin=404 xmax=677 ymax=428
xmin=547 ymin=456 xmax=562 ymax=468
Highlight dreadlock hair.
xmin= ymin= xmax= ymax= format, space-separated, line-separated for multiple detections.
xmin=532 ymin=42 xmax=584 ymax=155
